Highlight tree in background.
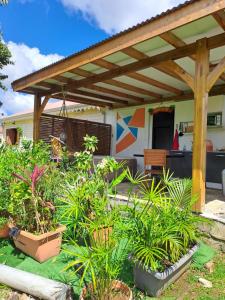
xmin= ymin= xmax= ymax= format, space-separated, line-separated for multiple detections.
xmin=0 ymin=34 xmax=12 ymax=91
xmin=0 ymin=1 xmax=8 ymax=5
xmin=0 ymin=0 xmax=12 ymax=94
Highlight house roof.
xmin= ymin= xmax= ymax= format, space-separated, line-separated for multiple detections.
xmin=11 ymin=0 xmax=225 ymax=108
xmin=2 ymin=101 xmax=99 ymax=121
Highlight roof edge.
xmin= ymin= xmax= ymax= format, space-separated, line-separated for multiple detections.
xmin=11 ymin=0 xmax=225 ymax=92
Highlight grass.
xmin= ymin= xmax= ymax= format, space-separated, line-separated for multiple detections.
xmin=0 ymin=284 xmax=11 ymax=300
xmin=133 ymin=250 xmax=225 ymax=300
xmin=0 ymin=239 xmax=224 ymax=300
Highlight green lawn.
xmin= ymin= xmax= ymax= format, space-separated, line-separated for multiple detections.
xmin=134 ymin=251 xmax=225 ymax=300
xmin=0 ymin=239 xmax=224 ymax=300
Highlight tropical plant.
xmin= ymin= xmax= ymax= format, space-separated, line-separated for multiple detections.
xmin=0 ymin=139 xmax=60 ymax=232
xmin=127 ymin=171 xmax=203 ymax=272
xmin=58 ymin=135 xmax=128 ymax=241
xmin=65 ymin=218 xmax=130 ymax=300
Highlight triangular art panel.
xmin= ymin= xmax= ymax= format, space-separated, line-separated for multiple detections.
xmin=128 ymin=108 xmax=145 ymax=128
xmin=116 ymin=108 xmax=146 ymax=154
xmin=116 ymin=132 xmax=136 ymax=154
xmin=123 ymin=116 xmax=132 ymax=125
xmin=129 ymin=127 xmax=138 ymax=138
xmin=116 ymin=123 xmax=125 ymax=140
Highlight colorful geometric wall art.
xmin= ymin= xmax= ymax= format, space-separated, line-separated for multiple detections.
xmin=116 ymin=108 xmax=145 ymax=154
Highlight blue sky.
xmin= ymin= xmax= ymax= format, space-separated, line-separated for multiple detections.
xmin=0 ymin=0 xmax=185 ymax=115
xmin=0 ymin=0 xmax=108 ymax=56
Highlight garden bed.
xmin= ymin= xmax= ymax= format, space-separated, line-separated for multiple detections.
xmin=0 ymin=240 xmax=224 ymax=300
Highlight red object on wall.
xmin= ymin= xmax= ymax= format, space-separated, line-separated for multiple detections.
xmin=206 ymin=139 xmax=213 ymax=152
xmin=172 ymin=129 xmax=179 ymax=150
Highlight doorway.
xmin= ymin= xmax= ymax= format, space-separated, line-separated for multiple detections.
xmin=152 ymin=111 xmax=174 ymax=150
xmin=6 ymin=128 xmax=18 ymax=145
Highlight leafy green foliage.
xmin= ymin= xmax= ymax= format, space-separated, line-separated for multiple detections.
xmin=65 ymin=224 xmax=130 ymax=300
xmin=0 ymin=139 xmax=62 ymax=233
xmin=0 ymin=33 xmax=12 ymax=90
xmin=58 ymin=135 xmax=128 ymax=241
xmin=128 ymin=171 xmax=204 ymax=272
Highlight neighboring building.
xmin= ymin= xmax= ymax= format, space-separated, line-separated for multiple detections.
xmin=2 ymin=101 xmax=104 ymax=143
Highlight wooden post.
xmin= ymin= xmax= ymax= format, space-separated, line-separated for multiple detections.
xmin=33 ymin=94 xmax=41 ymax=141
xmin=192 ymin=38 xmax=209 ymax=212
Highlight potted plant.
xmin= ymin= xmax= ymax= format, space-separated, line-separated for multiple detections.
xmin=9 ymin=164 xmax=65 ymax=262
xmin=0 ymin=216 xmax=10 ymax=238
xmin=58 ymin=135 xmax=127 ymax=243
xmin=0 ymin=140 xmax=53 ymax=239
xmin=128 ymin=173 xmax=203 ymax=297
xmin=65 ymin=220 xmax=133 ymax=300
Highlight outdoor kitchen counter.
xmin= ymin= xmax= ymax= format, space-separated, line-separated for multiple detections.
xmin=134 ymin=151 xmax=225 ymax=184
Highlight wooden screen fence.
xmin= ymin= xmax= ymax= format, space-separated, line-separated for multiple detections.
xmin=40 ymin=113 xmax=112 ymax=155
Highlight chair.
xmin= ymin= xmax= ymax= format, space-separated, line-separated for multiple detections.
xmin=144 ymin=149 xmax=168 ymax=176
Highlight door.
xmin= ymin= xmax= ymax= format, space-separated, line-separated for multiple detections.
xmin=6 ymin=128 xmax=17 ymax=145
xmin=152 ymin=111 xmax=174 ymax=150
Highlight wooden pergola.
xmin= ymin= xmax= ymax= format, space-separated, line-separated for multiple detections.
xmin=12 ymin=0 xmax=225 ymax=212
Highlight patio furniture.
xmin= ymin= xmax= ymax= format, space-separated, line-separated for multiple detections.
xmin=144 ymin=149 xmax=168 ymax=176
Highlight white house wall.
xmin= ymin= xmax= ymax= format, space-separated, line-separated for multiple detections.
xmin=105 ymin=95 xmax=225 ymax=172
xmin=3 ymin=119 xmax=33 ymax=140
xmin=3 ymin=109 xmax=105 ymax=141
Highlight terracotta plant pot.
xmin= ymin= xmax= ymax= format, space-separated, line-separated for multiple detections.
xmin=0 ymin=223 xmax=10 ymax=238
xmin=80 ymin=280 xmax=133 ymax=300
xmin=12 ymin=225 xmax=66 ymax=263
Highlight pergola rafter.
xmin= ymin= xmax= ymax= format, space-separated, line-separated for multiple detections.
xmin=93 ymin=58 xmax=182 ymax=95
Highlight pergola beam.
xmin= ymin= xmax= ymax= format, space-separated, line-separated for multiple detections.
xmin=53 ymin=94 xmax=113 ymax=108
xmin=37 ymin=96 xmax=50 ymax=119
xmin=69 ymin=67 xmax=161 ymax=98
xmin=94 ymin=58 xmax=182 ymax=95
xmin=207 ymin=56 xmax=225 ymax=91
xmin=58 ymin=90 xmax=128 ymax=105
xmin=12 ymin=0 xmax=225 ymax=92
xmin=122 ymin=47 xmax=185 ymax=82
xmin=159 ymin=61 xmax=194 ymax=91
xmin=126 ymin=83 xmax=225 ymax=107
xmin=53 ymin=74 xmax=144 ymax=103
xmin=160 ymin=30 xmax=225 ymax=84
xmin=213 ymin=10 xmax=225 ymax=31
xmin=69 ymin=69 xmax=148 ymax=100
xmin=55 ymin=43 xmax=198 ymax=90
xmin=33 ymin=94 xmax=41 ymax=141
xmin=46 ymin=32 xmax=225 ymax=94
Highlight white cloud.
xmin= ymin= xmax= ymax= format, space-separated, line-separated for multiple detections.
xmin=60 ymin=0 xmax=187 ymax=34
xmin=0 ymin=41 xmax=63 ymax=116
